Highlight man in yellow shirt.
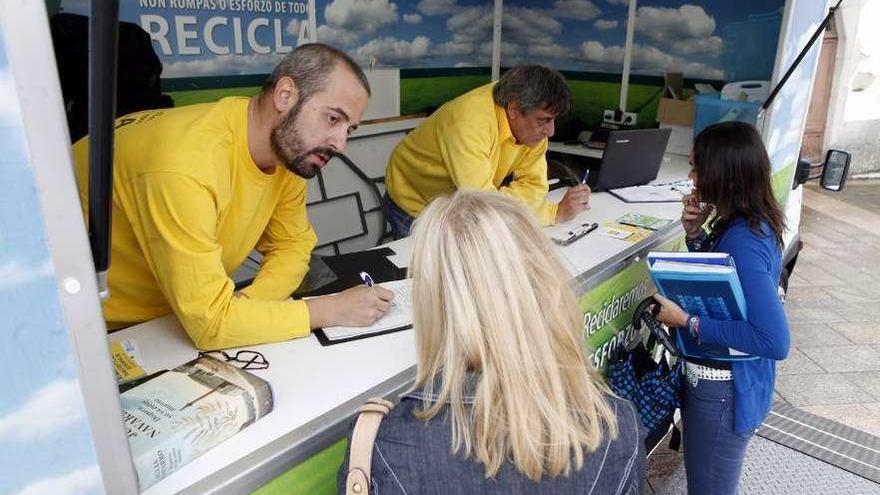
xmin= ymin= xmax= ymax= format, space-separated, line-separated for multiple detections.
xmin=73 ymin=44 xmax=394 ymax=349
xmin=384 ymin=65 xmax=591 ymax=238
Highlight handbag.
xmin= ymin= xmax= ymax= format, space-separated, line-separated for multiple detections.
xmin=344 ymin=397 xmax=395 ymax=495
xmin=608 ymin=296 xmax=683 ymax=447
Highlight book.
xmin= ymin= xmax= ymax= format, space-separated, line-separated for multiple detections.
xmin=616 ymin=212 xmax=675 ymax=231
xmin=120 ymin=355 xmax=274 ymax=490
xmin=647 ymin=251 xmax=757 ymax=361
xmin=314 ymin=278 xmax=413 ymax=345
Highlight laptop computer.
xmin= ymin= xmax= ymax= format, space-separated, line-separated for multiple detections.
xmin=588 ymin=128 xmax=672 ymax=192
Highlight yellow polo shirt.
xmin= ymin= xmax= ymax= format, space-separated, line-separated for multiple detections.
xmin=72 ymin=97 xmax=317 ymax=349
xmin=385 ymin=83 xmax=557 ymax=225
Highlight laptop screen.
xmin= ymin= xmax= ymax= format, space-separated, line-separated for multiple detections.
xmin=590 ymin=128 xmax=672 ymax=192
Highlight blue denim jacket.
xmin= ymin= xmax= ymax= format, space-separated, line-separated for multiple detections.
xmin=339 ymin=380 xmax=646 ymax=494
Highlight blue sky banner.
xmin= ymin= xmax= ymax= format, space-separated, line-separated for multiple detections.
xmin=58 ymin=0 xmax=783 ymax=82
xmin=500 ymin=0 xmax=782 ymax=80
xmin=0 ymin=28 xmax=104 ymax=495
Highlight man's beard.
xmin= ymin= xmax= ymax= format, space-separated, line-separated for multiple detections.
xmin=270 ymin=99 xmax=334 ymax=179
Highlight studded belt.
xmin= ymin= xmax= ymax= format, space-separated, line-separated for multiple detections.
xmin=685 ymin=361 xmax=733 ymax=387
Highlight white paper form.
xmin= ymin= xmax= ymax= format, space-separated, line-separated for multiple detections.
xmin=320 ymin=279 xmax=413 ymax=341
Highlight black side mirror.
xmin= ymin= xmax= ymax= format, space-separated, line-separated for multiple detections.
xmin=820 ymin=149 xmax=850 ymax=191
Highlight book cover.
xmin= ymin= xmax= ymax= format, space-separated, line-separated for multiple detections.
xmin=647 ymin=251 xmax=757 ymax=361
xmin=120 ymin=355 xmax=274 ymax=490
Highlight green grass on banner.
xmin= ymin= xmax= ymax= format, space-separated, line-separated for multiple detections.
xmin=400 ymin=75 xmax=491 ymax=114
xmin=566 ymin=80 xmax=664 ymax=128
xmin=166 ymin=77 xmax=665 ymax=129
xmin=251 ymin=438 xmax=347 ymax=495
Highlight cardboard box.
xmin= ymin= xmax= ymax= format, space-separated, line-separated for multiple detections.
xmin=656 ymin=98 xmax=696 ymax=127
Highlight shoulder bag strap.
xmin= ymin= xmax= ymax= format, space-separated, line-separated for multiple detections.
xmin=345 ymin=397 xmax=395 ymax=495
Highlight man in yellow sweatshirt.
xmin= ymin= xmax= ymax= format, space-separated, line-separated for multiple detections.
xmin=73 ymin=44 xmax=394 ymax=350
xmin=383 ymin=65 xmax=592 ymax=238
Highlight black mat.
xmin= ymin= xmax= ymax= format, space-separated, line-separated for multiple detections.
xmin=757 ymin=402 xmax=880 ymax=485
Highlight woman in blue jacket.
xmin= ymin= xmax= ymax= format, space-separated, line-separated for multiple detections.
xmin=653 ymin=121 xmax=790 ymax=495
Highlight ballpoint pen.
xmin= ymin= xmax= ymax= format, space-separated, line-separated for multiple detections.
xmin=581 ymin=168 xmax=591 ymax=185
xmin=359 ymin=271 xmax=375 ymax=287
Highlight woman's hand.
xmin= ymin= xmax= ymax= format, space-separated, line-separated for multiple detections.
xmin=652 ymin=293 xmax=689 ymax=328
xmin=681 ymin=191 xmax=712 ymax=239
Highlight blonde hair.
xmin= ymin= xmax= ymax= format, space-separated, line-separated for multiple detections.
xmin=408 ymin=190 xmax=618 ymax=481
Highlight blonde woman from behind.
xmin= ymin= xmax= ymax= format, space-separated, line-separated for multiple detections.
xmin=339 ymin=190 xmax=645 ymax=494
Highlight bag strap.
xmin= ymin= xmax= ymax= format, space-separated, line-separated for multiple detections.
xmin=345 ymin=397 xmax=395 ymax=495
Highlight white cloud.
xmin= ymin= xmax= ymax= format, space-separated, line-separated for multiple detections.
xmin=12 ymin=465 xmax=101 ymax=495
xmin=418 ymin=0 xmax=456 ymax=16
xmin=351 ymin=36 xmax=431 ymax=66
xmin=0 ymin=259 xmax=53 ymax=291
xmin=0 ymin=69 xmax=23 ymax=128
xmin=502 ymin=7 xmax=563 ymax=46
xmin=527 ymin=42 xmax=576 ymax=61
xmin=580 ymin=40 xmax=625 ymax=66
xmin=324 ymin=0 xmax=398 ymax=36
xmin=163 ymin=54 xmax=283 ymax=77
xmin=552 ymin=0 xmax=601 ymax=20
xmin=636 ymin=5 xmax=715 ymax=44
xmin=285 ymin=19 xmax=300 ymax=36
xmin=403 ymin=13 xmax=423 ymax=24
xmin=679 ymin=61 xmax=724 ymax=80
xmin=0 ymin=379 xmax=87 ymax=440
xmin=436 ymin=41 xmax=476 ymax=56
xmin=594 ymin=19 xmax=619 ymax=30
xmin=670 ymin=35 xmax=722 ymax=57
xmin=579 ymin=40 xmax=722 ymax=79
xmin=317 ymin=24 xmax=361 ymax=47
xmin=447 ymin=6 xmax=494 ymax=45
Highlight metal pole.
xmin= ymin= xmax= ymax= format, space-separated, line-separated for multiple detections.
xmin=88 ymin=0 xmax=120 ymax=301
xmin=491 ymin=0 xmax=502 ymax=81
xmin=308 ymin=0 xmax=317 ymax=43
xmin=619 ymin=0 xmax=637 ymax=112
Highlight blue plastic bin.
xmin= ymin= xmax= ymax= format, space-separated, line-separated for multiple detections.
xmin=693 ymin=94 xmax=761 ymax=137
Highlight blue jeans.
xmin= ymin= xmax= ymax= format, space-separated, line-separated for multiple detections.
xmin=382 ymin=193 xmax=415 ymax=240
xmin=682 ymin=375 xmax=754 ymax=495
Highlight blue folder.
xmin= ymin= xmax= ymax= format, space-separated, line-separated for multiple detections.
xmin=647 ymin=252 xmax=758 ymax=361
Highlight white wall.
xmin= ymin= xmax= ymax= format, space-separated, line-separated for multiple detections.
xmin=825 ymin=0 xmax=880 ymax=176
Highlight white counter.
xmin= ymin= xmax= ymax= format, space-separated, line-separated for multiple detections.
xmin=111 ymin=153 xmax=691 ymax=494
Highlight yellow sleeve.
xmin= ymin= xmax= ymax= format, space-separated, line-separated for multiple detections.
xmin=130 ymin=172 xmax=311 ymax=349
xmin=500 ymin=141 xmax=557 ymax=225
xmin=240 ymin=178 xmax=317 ymax=300
xmin=436 ymin=119 xmax=497 ymax=191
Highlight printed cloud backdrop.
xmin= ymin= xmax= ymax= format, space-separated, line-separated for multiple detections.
xmin=0 ymin=29 xmax=103 ymax=495
xmin=59 ymin=0 xmax=782 ymax=80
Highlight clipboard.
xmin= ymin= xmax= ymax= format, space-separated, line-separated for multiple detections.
xmin=314 ymin=323 xmax=412 ymax=346
xmin=313 ymin=279 xmax=413 ymax=346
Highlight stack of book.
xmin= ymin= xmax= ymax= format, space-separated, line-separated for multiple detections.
xmin=647 ymin=251 xmax=757 ymax=361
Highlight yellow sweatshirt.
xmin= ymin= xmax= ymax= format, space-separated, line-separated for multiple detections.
xmin=72 ymin=97 xmax=317 ymax=349
xmin=385 ymin=83 xmax=557 ymax=225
